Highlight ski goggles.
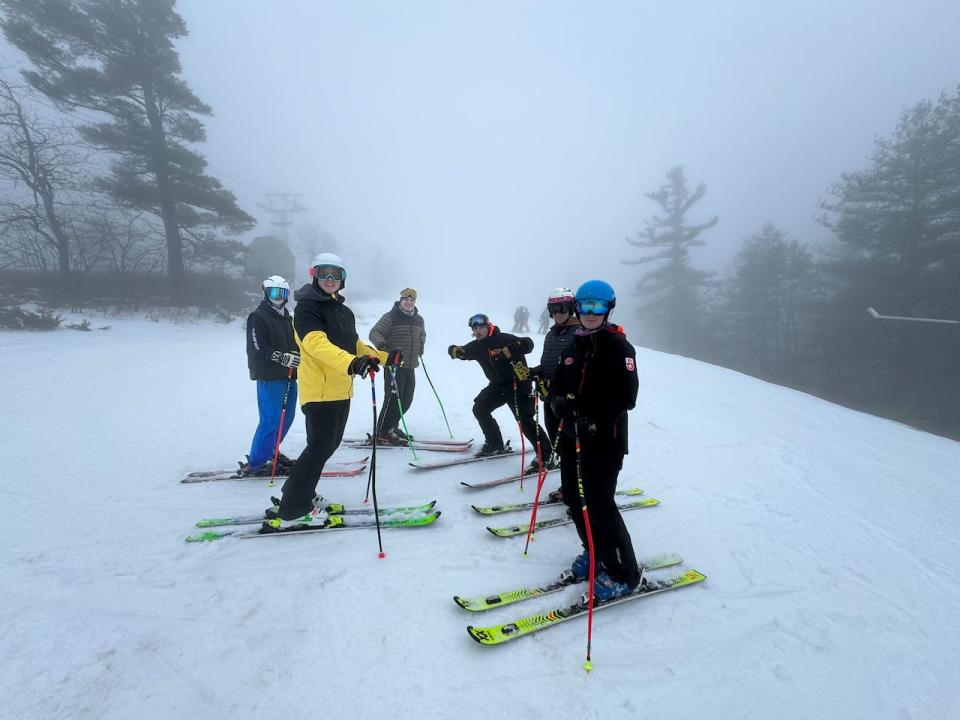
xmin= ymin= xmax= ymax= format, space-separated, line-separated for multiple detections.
xmin=576 ymin=298 xmax=610 ymax=316
xmin=310 ymin=265 xmax=344 ymax=281
xmin=468 ymin=314 xmax=489 ymax=328
xmin=547 ymin=302 xmax=572 ymax=315
xmin=266 ymin=287 xmax=289 ymax=301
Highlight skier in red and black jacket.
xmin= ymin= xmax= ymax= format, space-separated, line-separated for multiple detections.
xmin=448 ymin=313 xmax=554 ymax=469
xmin=549 ymin=280 xmax=641 ymax=604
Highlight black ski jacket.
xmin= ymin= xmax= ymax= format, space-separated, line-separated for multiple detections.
xmin=550 ymin=324 xmax=638 ymax=453
xmin=533 ymin=318 xmax=580 ymax=380
xmin=246 ymin=300 xmax=297 ymax=381
xmin=460 ymin=325 xmax=533 ymax=387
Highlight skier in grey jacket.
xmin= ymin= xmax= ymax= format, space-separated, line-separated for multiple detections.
xmin=369 ymin=288 xmax=426 ymax=442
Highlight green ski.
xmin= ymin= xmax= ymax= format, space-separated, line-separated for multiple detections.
xmin=486 ymin=498 xmax=660 ymax=538
xmin=467 ymin=569 xmax=706 ymax=645
xmin=453 ymin=552 xmax=683 ymax=612
xmin=471 ymin=488 xmax=644 ymax=516
xmin=185 ymin=510 xmax=441 ymax=542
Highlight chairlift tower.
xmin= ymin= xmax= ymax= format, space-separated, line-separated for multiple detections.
xmin=257 ymin=194 xmax=306 ymax=242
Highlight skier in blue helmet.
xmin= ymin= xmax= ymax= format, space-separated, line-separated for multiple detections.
xmin=548 ymin=279 xmax=642 ymax=602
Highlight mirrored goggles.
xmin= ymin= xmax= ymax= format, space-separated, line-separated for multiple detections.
xmin=266 ymin=287 xmax=289 ymax=301
xmin=400 ymin=294 xmax=416 ymax=301
xmin=576 ymin=298 xmax=610 ymax=316
xmin=311 ymin=265 xmax=344 ymax=281
xmin=468 ymin=314 xmax=488 ymax=328
xmin=547 ymin=302 xmax=571 ymax=315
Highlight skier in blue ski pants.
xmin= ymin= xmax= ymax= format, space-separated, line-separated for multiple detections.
xmin=248 ymin=378 xmax=297 ymax=468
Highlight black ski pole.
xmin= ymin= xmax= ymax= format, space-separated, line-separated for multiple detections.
xmin=366 ymin=369 xmax=385 ymax=558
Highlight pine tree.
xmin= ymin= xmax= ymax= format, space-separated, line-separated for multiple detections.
xmin=0 ymin=0 xmax=255 ymax=282
xmin=819 ymin=88 xmax=960 ymax=432
xmin=624 ymin=166 xmax=717 ymax=354
xmin=719 ymin=223 xmax=816 ymax=382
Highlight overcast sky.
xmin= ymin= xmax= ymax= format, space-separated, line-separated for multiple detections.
xmin=19 ymin=1 xmax=960 ymax=309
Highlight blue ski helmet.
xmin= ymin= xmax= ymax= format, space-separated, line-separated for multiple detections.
xmin=575 ymin=280 xmax=616 ymax=317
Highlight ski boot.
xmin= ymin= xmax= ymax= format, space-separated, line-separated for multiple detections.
xmin=474 ymin=441 xmax=506 ymax=458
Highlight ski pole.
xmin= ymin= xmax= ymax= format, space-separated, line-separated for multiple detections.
xmin=512 ymin=379 xmax=526 ymax=483
xmin=419 ymin=356 xmax=453 ymax=438
xmin=389 ymin=366 xmax=417 ymax=461
xmin=267 ymin=367 xmax=294 ymax=488
xmin=522 ymin=393 xmax=547 ymax=555
xmin=366 ymin=369 xmax=385 ymax=559
xmin=573 ymin=416 xmax=597 ymax=671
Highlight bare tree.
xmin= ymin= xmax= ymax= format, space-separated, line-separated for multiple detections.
xmin=0 ymin=76 xmax=86 ymax=279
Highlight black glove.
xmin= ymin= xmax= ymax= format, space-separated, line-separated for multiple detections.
xmin=385 ymin=348 xmax=404 ymax=367
xmin=272 ymin=351 xmax=300 ymax=368
xmin=577 ymin=417 xmax=599 ymax=437
xmin=448 ymin=344 xmax=465 ymax=360
xmin=348 ymin=355 xmax=380 ymax=377
xmin=549 ymin=394 xmax=571 ymax=420
xmin=510 ymin=361 xmax=530 ymax=381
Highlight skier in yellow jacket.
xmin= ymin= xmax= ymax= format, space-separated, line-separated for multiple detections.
xmin=267 ymin=253 xmax=401 ymax=527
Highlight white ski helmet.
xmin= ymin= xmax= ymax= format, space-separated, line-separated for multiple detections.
xmin=262 ymin=275 xmax=290 ymax=305
xmin=547 ymin=287 xmax=575 ymax=305
xmin=546 ymin=287 xmax=575 ymax=315
xmin=309 ymin=252 xmax=347 ymax=289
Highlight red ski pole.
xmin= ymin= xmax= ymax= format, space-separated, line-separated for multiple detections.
xmin=266 ymin=367 xmax=294 ymax=488
xmin=573 ymin=417 xmax=597 ymax=671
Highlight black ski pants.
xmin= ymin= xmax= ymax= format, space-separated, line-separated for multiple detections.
xmin=473 ymin=382 xmax=552 ymax=458
xmin=279 ymin=399 xmax=350 ymax=519
xmin=377 ymin=367 xmax=415 ymax=434
xmin=558 ymin=431 xmax=640 ymax=587
xmin=543 ymin=400 xmax=560 ymax=446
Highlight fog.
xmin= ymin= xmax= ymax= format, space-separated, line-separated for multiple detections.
xmin=170 ymin=1 xmax=959 ymax=309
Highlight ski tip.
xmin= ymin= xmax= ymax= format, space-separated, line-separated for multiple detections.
xmin=452 ymin=595 xmax=468 ymax=609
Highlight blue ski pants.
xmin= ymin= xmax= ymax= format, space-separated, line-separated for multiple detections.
xmin=248 ymin=378 xmax=297 ymax=468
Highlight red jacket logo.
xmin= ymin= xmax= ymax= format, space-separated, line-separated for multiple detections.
xmin=625 ymin=357 xmax=635 ymax=371
xmin=564 ymin=357 xmax=574 ymax=365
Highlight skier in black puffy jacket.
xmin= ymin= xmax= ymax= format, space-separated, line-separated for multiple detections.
xmin=448 ymin=313 xmax=554 ymax=470
xmin=529 ymin=287 xmax=580 ymax=446
xmin=242 ymin=275 xmax=299 ymax=475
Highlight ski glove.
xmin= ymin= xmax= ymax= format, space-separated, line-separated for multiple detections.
xmin=272 ymin=351 xmax=301 ymax=368
xmin=448 ymin=345 xmax=466 ymax=360
xmin=510 ymin=361 xmax=530 ymax=381
xmin=549 ymin=394 xmax=572 ymax=421
xmin=385 ymin=348 xmax=404 ymax=368
xmin=535 ymin=375 xmax=550 ymax=400
xmin=348 ymin=355 xmax=380 ymax=378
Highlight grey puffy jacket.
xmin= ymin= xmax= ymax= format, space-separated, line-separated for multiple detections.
xmin=369 ymin=302 xmax=426 ymax=368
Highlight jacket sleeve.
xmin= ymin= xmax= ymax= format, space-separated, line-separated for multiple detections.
xmin=247 ymin=312 xmax=284 ymax=365
xmin=419 ymin=321 xmax=426 ymax=357
xmin=369 ymin=312 xmax=392 ymax=349
xmin=499 ymin=333 xmax=533 ymax=356
xmin=594 ymin=338 xmax=638 ymax=424
xmin=357 ymin=340 xmax=388 ymax=364
xmin=461 ymin=338 xmax=483 ymax=361
xmin=298 ymin=329 xmax=356 ymax=374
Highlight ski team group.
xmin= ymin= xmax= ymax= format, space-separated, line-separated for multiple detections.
xmin=244 ymin=252 xmax=642 ymax=602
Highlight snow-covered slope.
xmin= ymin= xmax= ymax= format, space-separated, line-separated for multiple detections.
xmin=1 ymin=300 xmax=957 ymax=720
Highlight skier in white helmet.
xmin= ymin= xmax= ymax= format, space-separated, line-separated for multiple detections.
xmin=242 ymin=275 xmax=300 ymax=475
xmin=264 ymin=253 xmax=402 ymax=529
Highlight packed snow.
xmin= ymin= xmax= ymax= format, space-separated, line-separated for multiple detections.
xmin=1 ymin=297 xmax=958 ymax=720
